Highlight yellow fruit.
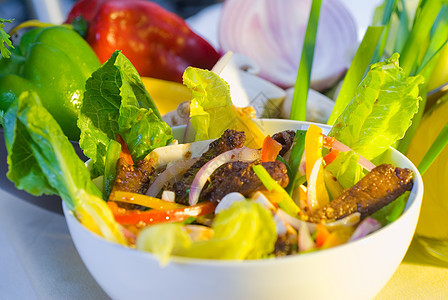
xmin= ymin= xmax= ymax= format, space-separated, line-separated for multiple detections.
xmin=141 ymin=77 xmax=192 ymax=115
xmin=406 ymin=97 xmax=448 ymax=239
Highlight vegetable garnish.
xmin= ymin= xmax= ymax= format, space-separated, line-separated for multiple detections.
xmin=328 ymin=53 xmax=423 ymax=161
xmin=113 ymin=202 xmax=215 ymax=226
xmin=78 ymin=50 xmax=173 ymax=177
xmin=110 ymin=191 xmax=185 ymax=210
xmin=252 ymin=164 xmax=301 ymax=217
xmin=261 ymin=135 xmax=283 ymax=162
xmin=290 ymin=0 xmax=322 ymax=121
xmin=3 ymin=91 xmax=126 ymax=245
xmin=0 ymin=18 xmax=13 ymax=58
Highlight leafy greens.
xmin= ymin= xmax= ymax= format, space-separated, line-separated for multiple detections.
xmin=78 ymin=50 xmax=173 ymax=177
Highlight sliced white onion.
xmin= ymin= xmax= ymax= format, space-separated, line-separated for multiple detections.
xmin=252 ymin=191 xmax=276 ymax=212
xmin=323 ymin=135 xmax=376 ymax=171
xmin=218 ymin=0 xmax=358 ymax=90
xmin=189 ymin=147 xmax=261 ymax=206
xmin=298 ymin=219 xmax=315 ymax=252
xmin=161 ymin=190 xmax=176 ymax=203
xmin=276 ymin=209 xmax=361 ymax=233
xmin=146 ymin=157 xmax=199 ymax=197
xmin=349 ymin=217 xmax=382 ymax=242
xmin=146 ymin=139 xmax=212 ymax=169
xmin=215 ymin=192 xmax=246 ymax=214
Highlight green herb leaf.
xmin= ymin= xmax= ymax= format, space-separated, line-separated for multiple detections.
xmin=418 ymin=120 xmax=448 ymax=174
xmin=328 ymin=26 xmax=384 ymax=125
xmin=290 ymin=0 xmax=322 ymax=121
xmin=0 ymin=18 xmax=14 ymax=59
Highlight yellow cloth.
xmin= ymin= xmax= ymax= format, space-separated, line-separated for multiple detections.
xmin=376 ymin=238 xmax=448 ymax=299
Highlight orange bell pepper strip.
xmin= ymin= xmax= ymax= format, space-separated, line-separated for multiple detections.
xmin=261 ymin=135 xmax=283 ymax=162
xmin=323 ymin=149 xmax=340 ymax=165
xmin=314 ymin=223 xmax=331 ymax=248
xmin=113 ymin=201 xmax=216 ymax=226
xmin=116 ymin=134 xmax=133 ymax=165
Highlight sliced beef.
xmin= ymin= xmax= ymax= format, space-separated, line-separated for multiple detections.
xmin=304 ymin=164 xmax=414 ymax=223
xmin=109 ymin=157 xmax=157 ymax=209
xmin=200 ymin=160 xmax=289 ymax=204
xmin=272 ymin=130 xmax=296 ymax=156
xmin=173 ymin=129 xmax=246 ymax=204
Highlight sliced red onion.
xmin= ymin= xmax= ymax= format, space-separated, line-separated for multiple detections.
xmin=349 ymin=217 xmax=382 ymax=242
xmin=189 ymin=147 xmax=261 ymax=206
xmin=276 ymin=209 xmax=361 ymax=233
xmin=146 ymin=157 xmax=199 ymax=197
xmin=218 ymin=0 xmax=358 ymax=90
xmin=323 ymin=135 xmax=376 ymax=171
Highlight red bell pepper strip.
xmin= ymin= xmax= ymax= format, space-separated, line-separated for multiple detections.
xmin=323 ymin=149 xmax=340 ymax=165
xmin=116 ymin=134 xmax=133 ymax=165
xmin=261 ymin=135 xmax=283 ymax=162
xmin=66 ymin=0 xmax=221 ymax=83
xmin=112 ymin=201 xmax=216 ymax=226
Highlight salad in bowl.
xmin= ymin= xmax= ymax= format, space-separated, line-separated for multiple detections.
xmin=1 ymin=49 xmax=423 ymax=299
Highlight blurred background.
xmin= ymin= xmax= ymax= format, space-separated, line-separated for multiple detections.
xmin=0 ymin=0 xmax=223 ymax=31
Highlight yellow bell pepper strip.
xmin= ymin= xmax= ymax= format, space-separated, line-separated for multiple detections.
xmin=110 ymin=191 xmax=185 ymax=210
xmin=305 ymin=125 xmax=329 ymax=210
xmin=74 ymin=189 xmax=128 ymax=245
xmin=231 ymin=105 xmax=265 ymax=149
xmin=261 ymin=135 xmax=283 ymax=162
xmin=112 ymin=202 xmax=216 ymax=226
xmin=252 ymin=164 xmax=300 ymax=217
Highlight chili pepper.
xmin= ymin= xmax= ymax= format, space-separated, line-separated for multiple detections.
xmin=0 ymin=25 xmax=100 ymax=141
xmin=66 ymin=0 xmax=221 ymax=83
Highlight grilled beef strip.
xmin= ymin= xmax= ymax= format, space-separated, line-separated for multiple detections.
xmin=303 ymin=164 xmax=414 ymax=223
xmin=200 ymin=160 xmax=289 ymax=205
xmin=272 ymin=130 xmax=296 ymax=156
xmin=109 ymin=157 xmax=157 ymax=209
xmin=173 ymin=129 xmax=246 ymax=205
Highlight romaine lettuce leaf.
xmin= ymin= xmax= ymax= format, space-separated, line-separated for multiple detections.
xmin=328 ymin=53 xmax=424 ymax=160
xmin=79 ymin=50 xmax=172 ymax=176
xmin=3 ymin=91 xmax=126 ymax=244
xmin=325 ymin=151 xmax=364 ymax=189
xmin=3 ymin=91 xmax=101 ymax=209
xmin=183 ymin=66 xmax=236 ymax=141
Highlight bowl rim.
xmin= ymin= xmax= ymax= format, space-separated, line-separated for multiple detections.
xmin=64 ymin=119 xmax=424 ymax=266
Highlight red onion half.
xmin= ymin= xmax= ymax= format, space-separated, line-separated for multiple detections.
xmin=189 ymin=147 xmax=261 ymax=206
xmin=218 ymin=0 xmax=358 ymax=90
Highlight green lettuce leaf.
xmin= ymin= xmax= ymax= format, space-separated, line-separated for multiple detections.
xmin=3 ymin=91 xmax=101 ymax=210
xmin=183 ymin=66 xmax=236 ymax=141
xmin=183 ymin=201 xmax=277 ymax=260
xmin=137 ymin=223 xmax=192 ymax=265
xmin=136 ymin=201 xmax=277 ymax=261
xmin=325 ymin=151 xmax=365 ymax=189
xmin=328 ymin=53 xmax=424 ymax=160
xmin=79 ymin=50 xmax=172 ymax=175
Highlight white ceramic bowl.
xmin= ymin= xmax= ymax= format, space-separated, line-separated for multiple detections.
xmin=63 ymin=119 xmax=423 ymax=300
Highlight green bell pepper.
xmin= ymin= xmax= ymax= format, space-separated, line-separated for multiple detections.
xmin=0 ymin=25 xmax=100 ymax=141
